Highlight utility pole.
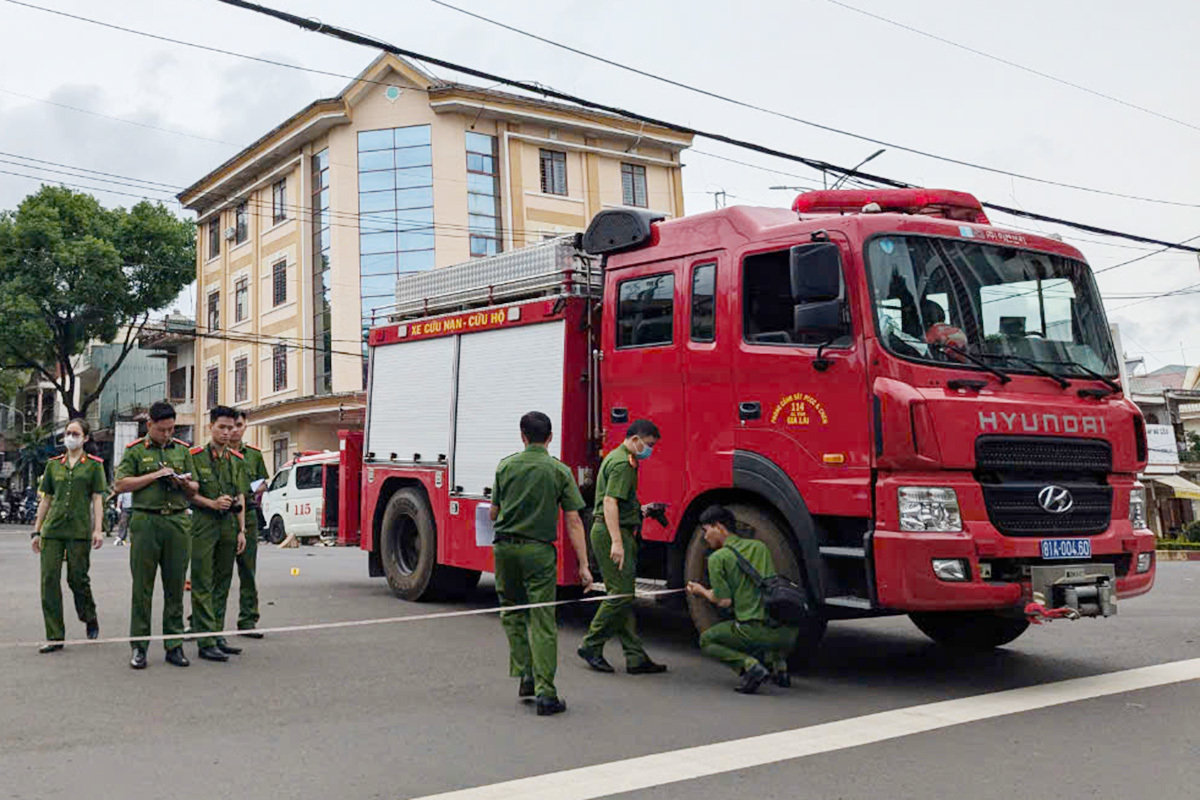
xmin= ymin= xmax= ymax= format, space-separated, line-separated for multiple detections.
xmin=706 ymin=190 xmax=726 ymax=210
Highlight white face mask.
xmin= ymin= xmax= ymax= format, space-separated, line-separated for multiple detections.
xmin=64 ymin=434 xmax=84 ymax=452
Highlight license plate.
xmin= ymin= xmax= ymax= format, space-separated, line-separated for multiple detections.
xmin=1040 ymin=538 xmax=1092 ymax=560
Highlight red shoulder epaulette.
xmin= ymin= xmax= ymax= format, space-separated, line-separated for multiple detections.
xmin=241 ymin=443 xmax=262 ymax=452
xmin=54 ymin=454 xmax=67 ymax=463
xmin=173 ymin=438 xmax=192 ymax=447
xmin=87 ymin=454 xmax=104 ymax=463
xmin=189 ymin=445 xmax=205 ymax=455
xmin=125 ymin=439 xmax=142 ymax=449
xmin=230 ymin=449 xmax=245 ymax=460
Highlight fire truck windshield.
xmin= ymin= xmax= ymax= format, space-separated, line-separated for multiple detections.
xmin=866 ymin=234 xmax=1118 ymax=379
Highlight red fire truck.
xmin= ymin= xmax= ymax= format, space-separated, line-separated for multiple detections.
xmin=336 ymin=188 xmax=1157 ymax=651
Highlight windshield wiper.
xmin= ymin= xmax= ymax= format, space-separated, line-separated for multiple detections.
xmin=929 ymin=343 xmax=1012 ymax=384
xmin=967 ymin=350 xmax=1070 ymax=389
xmin=1042 ymin=359 xmax=1122 ymax=394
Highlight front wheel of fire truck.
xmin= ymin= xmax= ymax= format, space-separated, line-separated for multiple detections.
xmin=380 ymin=487 xmax=480 ymax=601
xmin=909 ymin=611 xmax=1030 ymax=650
xmin=683 ymin=503 xmax=826 ymax=666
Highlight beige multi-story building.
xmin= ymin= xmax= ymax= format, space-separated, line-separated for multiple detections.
xmin=179 ymin=52 xmax=692 ymax=472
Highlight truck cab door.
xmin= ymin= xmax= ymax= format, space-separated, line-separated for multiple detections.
xmin=733 ymin=238 xmax=872 ymax=519
xmin=601 ymin=258 xmax=686 ymax=540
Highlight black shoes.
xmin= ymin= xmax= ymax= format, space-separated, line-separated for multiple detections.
xmin=519 ymin=677 xmax=536 ymax=698
xmin=215 ymin=638 xmax=242 ymax=655
xmin=198 ymin=646 xmax=228 ymax=662
xmin=130 ymin=649 xmax=147 ymax=670
xmin=166 ymin=647 xmax=191 ymax=667
xmin=772 ymin=668 xmax=791 ymax=689
xmin=577 ymin=647 xmax=616 ymax=673
xmin=237 ymin=630 xmax=265 ymax=639
xmin=735 ymin=662 xmax=770 ymax=694
xmin=86 ymin=619 xmax=99 ymax=640
xmin=38 ymin=643 xmax=64 ymax=654
xmin=535 ymin=696 xmax=567 ymax=716
xmin=627 ymin=659 xmax=668 ymax=675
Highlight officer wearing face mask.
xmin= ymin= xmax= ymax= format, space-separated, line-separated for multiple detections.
xmin=30 ymin=418 xmax=107 ymax=653
xmin=578 ymin=419 xmax=669 ymax=675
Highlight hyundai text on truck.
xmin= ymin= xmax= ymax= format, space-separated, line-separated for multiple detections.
xmin=335 ymin=188 xmax=1157 ymax=651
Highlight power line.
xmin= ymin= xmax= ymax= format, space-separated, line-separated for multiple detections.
xmin=1107 ymin=282 xmax=1200 ymax=312
xmin=210 ymin=0 xmax=1200 ymax=255
xmin=0 ymin=87 xmax=235 ymax=146
xmin=823 ymin=0 xmax=1200 ymax=134
xmin=419 ymin=0 xmax=1200 ymax=209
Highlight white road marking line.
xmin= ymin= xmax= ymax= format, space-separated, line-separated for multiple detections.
xmin=409 ymin=657 xmax=1200 ymax=800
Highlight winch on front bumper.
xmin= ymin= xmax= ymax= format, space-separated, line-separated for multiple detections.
xmin=1029 ymin=563 xmax=1118 ymax=619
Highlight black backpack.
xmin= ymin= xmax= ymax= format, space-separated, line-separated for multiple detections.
xmin=728 ymin=545 xmax=812 ymax=624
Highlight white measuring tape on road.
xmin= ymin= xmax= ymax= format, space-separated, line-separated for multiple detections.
xmin=0 ymin=587 xmax=687 ymax=649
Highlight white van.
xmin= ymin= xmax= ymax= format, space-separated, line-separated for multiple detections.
xmin=261 ymin=450 xmax=340 ymax=544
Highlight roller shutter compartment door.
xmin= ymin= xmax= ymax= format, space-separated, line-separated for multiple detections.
xmin=454 ymin=321 xmax=566 ymax=496
xmin=367 ymin=336 xmax=455 ymax=463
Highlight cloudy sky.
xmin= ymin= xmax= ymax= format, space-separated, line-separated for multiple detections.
xmin=1 ymin=0 xmax=1197 ymax=370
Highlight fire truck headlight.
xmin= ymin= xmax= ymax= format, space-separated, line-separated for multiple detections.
xmin=931 ymin=558 xmax=970 ymax=582
xmin=1136 ymin=552 xmax=1153 ymax=574
xmin=898 ymin=487 xmax=962 ymax=532
xmin=1128 ymin=487 xmax=1147 ymax=530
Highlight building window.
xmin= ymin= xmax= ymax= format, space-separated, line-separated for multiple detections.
xmin=621 ymin=163 xmax=648 ymax=208
xmin=208 ymin=218 xmax=220 ymax=260
xmin=312 ymin=149 xmax=333 ymax=396
xmin=206 ymin=366 xmax=219 ymax=408
xmin=234 ymin=357 xmax=248 ymax=403
xmin=234 ymin=278 xmax=248 ymax=322
xmin=617 ymin=273 xmax=675 ymax=348
xmin=272 ymin=438 xmax=289 ymax=473
xmin=235 ymin=202 xmax=248 ymax=244
xmin=690 ymin=263 xmax=716 ymax=342
xmin=272 ymin=260 xmax=287 ymax=306
xmin=272 ymin=178 xmax=287 ymax=224
xmin=272 ymin=344 xmax=287 ymax=392
xmin=207 ymin=291 xmax=219 ymax=331
xmin=358 ymin=125 xmax=434 ymax=383
xmin=466 ymin=132 xmax=501 ymax=258
xmin=168 ymin=367 xmax=188 ymax=402
xmin=539 ymin=149 xmax=567 ymax=196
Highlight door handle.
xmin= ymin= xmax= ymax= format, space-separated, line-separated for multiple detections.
xmin=610 ymin=407 xmax=629 ymax=424
xmin=739 ymin=401 xmax=761 ymax=421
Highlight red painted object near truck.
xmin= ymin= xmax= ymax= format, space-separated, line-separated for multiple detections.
xmin=337 ymin=189 xmax=1156 ymax=651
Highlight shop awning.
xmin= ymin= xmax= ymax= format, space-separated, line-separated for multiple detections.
xmin=1148 ymin=474 xmax=1200 ymax=501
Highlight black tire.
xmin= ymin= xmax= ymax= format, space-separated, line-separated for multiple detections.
xmin=268 ymin=516 xmax=286 ymax=545
xmin=378 ymin=487 xmax=478 ymax=601
xmin=909 ymin=611 xmax=1030 ymax=650
xmin=683 ymin=503 xmax=827 ymax=660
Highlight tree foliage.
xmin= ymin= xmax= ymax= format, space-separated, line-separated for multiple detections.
xmin=0 ymin=186 xmax=195 ymax=419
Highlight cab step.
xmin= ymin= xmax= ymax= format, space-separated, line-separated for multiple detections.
xmin=819 ymin=546 xmax=866 ymax=559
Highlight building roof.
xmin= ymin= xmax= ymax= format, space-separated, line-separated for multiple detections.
xmin=178 ymin=52 xmax=691 ymax=215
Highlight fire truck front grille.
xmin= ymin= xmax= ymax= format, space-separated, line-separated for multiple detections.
xmin=981 ymin=484 xmax=1113 ymax=536
xmin=975 ymin=436 xmax=1112 ymax=474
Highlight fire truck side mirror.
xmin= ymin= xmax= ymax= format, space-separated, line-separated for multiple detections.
xmin=789 ymin=243 xmax=842 ymax=303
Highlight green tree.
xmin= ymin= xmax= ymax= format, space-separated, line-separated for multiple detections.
xmin=0 ymin=186 xmax=195 ymax=420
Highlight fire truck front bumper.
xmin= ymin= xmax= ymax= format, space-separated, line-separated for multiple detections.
xmin=871 ymin=527 xmax=1157 ymax=613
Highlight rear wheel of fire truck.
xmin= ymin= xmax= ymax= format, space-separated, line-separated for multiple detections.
xmin=267 ymin=516 xmax=286 ymax=545
xmin=380 ymin=487 xmax=479 ymax=601
xmin=683 ymin=503 xmax=826 ymax=667
xmin=909 ymin=611 xmax=1030 ymax=650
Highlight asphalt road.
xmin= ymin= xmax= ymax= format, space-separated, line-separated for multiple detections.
xmin=0 ymin=524 xmax=1196 ymax=800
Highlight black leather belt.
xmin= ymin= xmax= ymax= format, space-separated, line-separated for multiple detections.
xmin=133 ymin=507 xmax=186 ymax=516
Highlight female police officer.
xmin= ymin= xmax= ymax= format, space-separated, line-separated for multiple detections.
xmin=31 ymin=418 xmax=107 ymax=652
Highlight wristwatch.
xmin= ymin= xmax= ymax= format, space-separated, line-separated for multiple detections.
xmin=31 ymin=530 xmax=40 ymax=539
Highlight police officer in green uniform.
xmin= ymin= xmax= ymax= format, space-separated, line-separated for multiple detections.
xmin=687 ymin=505 xmax=799 ymax=694
xmin=30 ymin=418 xmax=106 ymax=652
xmin=489 ymin=412 xmax=592 ymax=716
xmin=113 ymin=401 xmax=199 ymax=670
xmin=189 ymin=405 xmax=248 ymax=662
xmin=231 ymin=409 xmax=267 ymax=638
xmin=578 ymin=419 xmax=668 ymax=675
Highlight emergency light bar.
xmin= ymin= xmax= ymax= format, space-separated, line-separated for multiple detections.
xmin=793 ymin=189 xmax=989 ymax=224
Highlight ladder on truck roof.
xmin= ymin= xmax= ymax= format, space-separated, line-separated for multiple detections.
xmin=370 ymin=235 xmax=601 ymax=325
